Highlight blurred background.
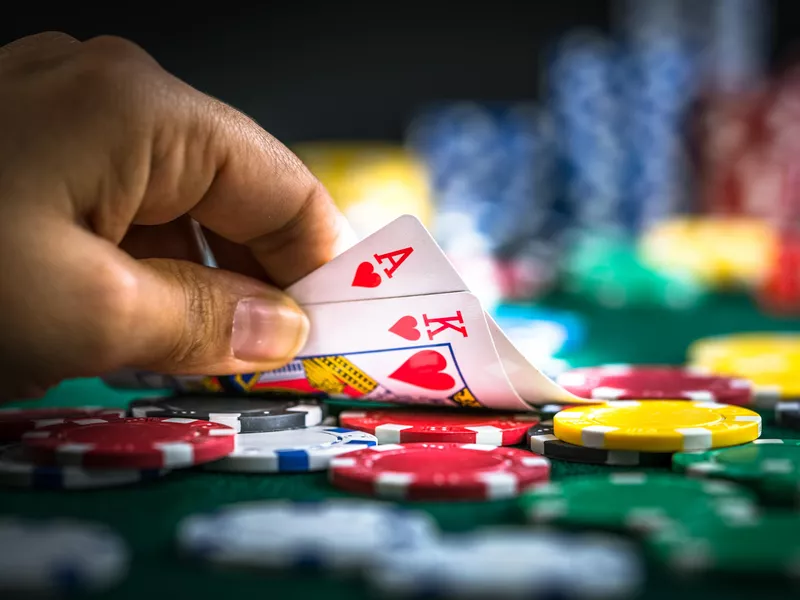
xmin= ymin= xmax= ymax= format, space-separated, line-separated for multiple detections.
xmin=4 ymin=0 xmax=800 ymax=373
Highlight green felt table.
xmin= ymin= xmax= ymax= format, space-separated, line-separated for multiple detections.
xmin=2 ymin=292 xmax=800 ymax=600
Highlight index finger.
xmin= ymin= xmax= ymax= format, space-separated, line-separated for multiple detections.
xmin=128 ymin=77 xmax=354 ymax=286
xmin=190 ymin=105 xmax=354 ymax=286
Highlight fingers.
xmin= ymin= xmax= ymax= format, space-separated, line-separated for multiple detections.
xmin=0 ymin=213 xmax=309 ymax=388
xmin=192 ymin=145 xmax=348 ymax=286
xmin=2 ymin=32 xmax=353 ymax=289
xmin=0 ymin=32 xmax=361 ymax=386
xmin=122 ymin=257 xmax=310 ymax=374
xmin=137 ymin=94 xmax=353 ymax=286
xmin=36 ymin=227 xmax=308 ymax=376
xmin=102 ymin=57 xmax=355 ymax=286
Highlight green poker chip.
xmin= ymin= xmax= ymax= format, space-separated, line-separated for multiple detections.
xmin=519 ymin=472 xmax=758 ymax=536
xmin=672 ymin=439 xmax=800 ymax=504
xmin=650 ymin=512 xmax=800 ymax=578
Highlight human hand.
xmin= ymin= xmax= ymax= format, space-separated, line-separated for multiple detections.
xmin=0 ymin=32 xmax=353 ymax=400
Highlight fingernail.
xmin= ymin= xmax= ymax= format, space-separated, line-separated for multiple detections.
xmin=231 ymin=298 xmax=309 ymax=363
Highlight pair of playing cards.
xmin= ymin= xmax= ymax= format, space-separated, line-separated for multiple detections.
xmin=198 ymin=215 xmax=585 ymax=411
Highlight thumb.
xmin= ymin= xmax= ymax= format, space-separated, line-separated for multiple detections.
xmin=125 ymin=258 xmax=309 ymax=374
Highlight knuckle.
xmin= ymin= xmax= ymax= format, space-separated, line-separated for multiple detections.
xmin=81 ymin=35 xmax=151 ymax=64
xmin=68 ymin=37 xmax=158 ymax=113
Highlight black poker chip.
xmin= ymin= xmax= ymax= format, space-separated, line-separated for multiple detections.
xmin=127 ymin=394 xmax=328 ymax=433
xmin=775 ymin=402 xmax=800 ymax=430
xmin=526 ymin=424 xmax=673 ymax=467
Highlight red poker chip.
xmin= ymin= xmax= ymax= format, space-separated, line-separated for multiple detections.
xmin=328 ymin=442 xmax=550 ymax=501
xmin=21 ymin=417 xmax=236 ymax=469
xmin=0 ymin=406 xmax=125 ymax=442
xmin=338 ymin=409 xmax=540 ymax=445
xmin=556 ymin=364 xmax=753 ymax=405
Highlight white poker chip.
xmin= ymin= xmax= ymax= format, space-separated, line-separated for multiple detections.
xmin=367 ymin=527 xmax=643 ymax=599
xmin=0 ymin=518 xmax=129 ymax=594
xmin=203 ymin=426 xmax=377 ymax=473
xmin=177 ymin=499 xmax=439 ymax=572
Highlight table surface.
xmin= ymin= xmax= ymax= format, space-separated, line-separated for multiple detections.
xmin=2 ymin=291 xmax=800 ymax=600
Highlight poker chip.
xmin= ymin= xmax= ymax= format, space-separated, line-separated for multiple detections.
xmin=338 ymin=409 xmax=539 ymax=445
xmin=203 ymin=426 xmax=377 ymax=473
xmin=177 ymin=499 xmax=439 ymax=572
xmin=526 ymin=424 xmax=672 ymax=467
xmin=673 ymin=439 xmax=800 ymax=502
xmin=520 ymin=472 xmax=758 ymax=535
xmin=687 ymin=332 xmax=800 ymax=372
xmin=553 ymin=401 xmax=762 ymax=452
xmin=22 ymin=417 xmax=236 ymax=469
xmin=0 ymin=518 xmax=129 ymax=595
xmin=128 ymin=394 xmax=327 ymax=433
xmin=650 ymin=512 xmax=800 ymax=578
xmin=0 ymin=406 xmax=125 ymax=442
xmin=367 ymin=527 xmax=643 ymax=599
xmin=0 ymin=444 xmax=169 ymax=490
xmin=556 ymin=364 xmax=753 ymax=404
xmin=329 ymin=443 xmax=550 ymax=501
xmin=775 ymin=402 xmax=800 ymax=428
xmin=687 ymin=333 xmax=800 ymax=403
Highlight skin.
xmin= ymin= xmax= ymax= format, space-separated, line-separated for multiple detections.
xmin=0 ymin=32 xmax=353 ymax=402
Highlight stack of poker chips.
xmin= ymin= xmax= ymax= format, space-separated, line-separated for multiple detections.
xmin=11 ymin=330 xmax=800 ymax=590
xmin=0 ymin=391 xmax=374 ymax=490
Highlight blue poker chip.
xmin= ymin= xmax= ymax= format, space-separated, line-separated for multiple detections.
xmin=203 ymin=426 xmax=377 ymax=473
xmin=0 ymin=444 xmax=169 ymax=490
xmin=177 ymin=499 xmax=439 ymax=572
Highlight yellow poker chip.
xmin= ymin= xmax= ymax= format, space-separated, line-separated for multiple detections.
xmin=291 ymin=142 xmax=434 ymax=238
xmin=687 ymin=333 xmax=800 ymax=373
xmin=687 ymin=333 xmax=800 ymax=402
xmin=639 ymin=216 xmax=775 ymax=289
xmin=553 ymin=400 xmax=762 ymax=453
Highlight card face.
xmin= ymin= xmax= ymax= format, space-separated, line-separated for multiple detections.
xmin=286 ymin=214 xmax=467 ymax=305
xmin=286 ymin=214 xmax=586 ymax=405
xmin=237 ymin=292 xmax=533 ymax=411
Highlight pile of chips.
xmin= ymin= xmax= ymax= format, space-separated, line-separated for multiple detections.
xmin=9 ymin=330 xmax=800 ymax=595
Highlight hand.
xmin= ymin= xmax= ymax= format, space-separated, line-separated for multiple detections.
xmin=0 ymin=32 xmax=353 ymax=400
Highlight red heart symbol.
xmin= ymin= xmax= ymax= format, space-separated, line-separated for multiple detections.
xmin=351 ymin=262 xmax=381 ymax=288
xmin=389 ymin=316 xmax=420 ymax=341
xmin=389 ymin=350 xmax=456 ymax=391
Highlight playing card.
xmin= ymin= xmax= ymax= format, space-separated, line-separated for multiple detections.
xmin=287 ymin=214 xmax=583 ymax=406
xmin=228 ymin=292 xmax=533 ymax=411
xmin=107 ymin=214 xmax=584 ymax=407
xmin=286 ymin=214 xmax=466 ymax=304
